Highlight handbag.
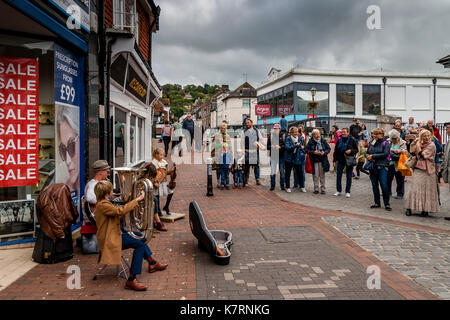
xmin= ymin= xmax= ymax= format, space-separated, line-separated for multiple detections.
xmin=363 ymin=160 xmax=374 ymax=171
xmin=305 ymin=152 xmax=313 ymax=174
xmin=404 ymin=155 xmax=417 ymax=169
xmin=81 ymin=233 xmax=99 ymax=254
xmin=397 ymin=152 xmax=412 ymax=176
xmin=345 ymin=155 xmax=357 ymax=167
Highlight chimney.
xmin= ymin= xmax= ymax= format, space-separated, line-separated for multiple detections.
xmin=222 ymin=85 xmax=229 ymax=90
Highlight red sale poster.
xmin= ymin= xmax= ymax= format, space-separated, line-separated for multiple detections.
xmin=0 ymin=57 xmax=39 ymax=187
xmin=255 ymin=105 xmax=271 ymax=116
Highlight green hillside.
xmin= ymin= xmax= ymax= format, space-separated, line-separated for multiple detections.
xmin=162 ymin=83 xmax=221 ymax=118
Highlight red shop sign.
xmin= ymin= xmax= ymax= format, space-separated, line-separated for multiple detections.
xmin=255 ymin=105 xmax=271 ymax=116
xmin=0 ymin=56 xmax=39 ymax=187
xmin=277 ymin=105 xmax=292 ymax=115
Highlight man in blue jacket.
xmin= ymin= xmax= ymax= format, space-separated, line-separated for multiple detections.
xmin=182 ymin=113 xmax=195 ymax=152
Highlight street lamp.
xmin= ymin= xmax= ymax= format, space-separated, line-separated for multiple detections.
xmin=308 ymin=87 xmax=318 ymax=127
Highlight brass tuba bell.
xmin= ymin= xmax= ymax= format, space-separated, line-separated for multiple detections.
xmin=112 ymin=166 xmax=154 ymax=241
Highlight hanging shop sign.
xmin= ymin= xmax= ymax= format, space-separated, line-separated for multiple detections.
xmin=0 ymin=56 xmax=39 ymax=187
xmin=255 ymin=105 xmax=271 ymax=116
xmin=277 ymin=105 xmax=292 ymax=115
xmin=126 ymin=66 xmax=148 ymax=104
xmin=54 ymin=45 xmax=84 ymax=209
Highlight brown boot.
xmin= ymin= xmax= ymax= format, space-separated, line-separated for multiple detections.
xmin=256 ymin=179 xmax=261 ymax=185
xmin=125 ymin=279 xmax=147 ymax=291
xmin=149 ymin=262 xmax=168 ymax=273
xmin=155 ymin=221 xmax=168 ymax=232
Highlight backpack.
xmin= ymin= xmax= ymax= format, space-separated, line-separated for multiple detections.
xmin=162 ymin=125 xmax=172 ymax=137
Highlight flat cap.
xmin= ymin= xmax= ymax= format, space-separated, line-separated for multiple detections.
xmin=92 ymin=160 xmax=110 ymax=172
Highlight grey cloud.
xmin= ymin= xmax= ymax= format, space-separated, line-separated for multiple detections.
xmin=152 ymin=0 xmax=450 ymax=89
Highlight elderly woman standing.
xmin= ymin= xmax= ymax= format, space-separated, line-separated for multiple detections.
xmin=285 ymin=127 xmax=307 ymax=193
xmin=405 ymin=129 xmax=439 ymax=217
xmin=366 ymin=128 xmax=392 ymax=211
xmin=387 ymin=129 xmax=407 ymax=199
xmin=306 ymin=129 xmax=331 ymax=194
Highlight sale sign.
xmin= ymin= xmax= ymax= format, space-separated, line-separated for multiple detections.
xmin=0 ymin=57 xmax=39 ymax=187
xmin=277 ymin=105 xmax=292 ymax=115
xmin=255 ymin=105 xmax=271 ymax=116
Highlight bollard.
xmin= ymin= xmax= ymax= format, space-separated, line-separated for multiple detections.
xmin=206 ymin=157 xmax=214 ymax=197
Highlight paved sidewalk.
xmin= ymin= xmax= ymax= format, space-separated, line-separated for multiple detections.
xmin=0 ymin=151 xmax=446 ymax=300
xmin=259 ymin=166 xmax=450 ymax=231
xmin=0 ymin=248 xmax=37 ymax=292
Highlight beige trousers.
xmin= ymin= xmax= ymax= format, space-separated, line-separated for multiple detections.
xmin=313 ymin=162 xmax=326 ymax=192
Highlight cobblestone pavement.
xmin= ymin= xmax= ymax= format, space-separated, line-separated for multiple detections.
xmin=323 ymin=216 xmax=450 ymax=299
xmin=0 ymin=148 xmax=445 ymax=300
xmin=196 ymin=227 xmax=403 ymax=300
xmin=259 ymin=167 xmax=450 ymax=231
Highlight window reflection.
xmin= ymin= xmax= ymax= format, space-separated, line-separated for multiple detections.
xmin=363 ymin=85 xmax=381 ymax=115
xmin=297 ymin=90 xmax=329 ymax=115
xmin=336 ymin=84 xmax=355 ymax=115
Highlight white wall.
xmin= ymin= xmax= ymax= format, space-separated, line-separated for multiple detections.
xmin=223 ymin=97 xmax=257 ymax=126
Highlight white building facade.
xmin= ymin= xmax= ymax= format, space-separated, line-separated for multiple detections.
xmin=217 ymin=82 xmax=257 ymax=127
xmin=256 ymin=68 xmax=450 ymax=127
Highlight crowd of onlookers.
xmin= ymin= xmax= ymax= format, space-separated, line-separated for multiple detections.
xmin=160 ymin=113 xmax=450 ymax=220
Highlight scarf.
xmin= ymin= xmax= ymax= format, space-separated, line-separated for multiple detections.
xmin=338 ymin=136 xmax=350 ymax=152
xmin=314 ymin=137 xmax=323 ymax=152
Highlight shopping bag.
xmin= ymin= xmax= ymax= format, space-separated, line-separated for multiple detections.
xmin=305 ymin=153 xmax=313 ymax=174
xmin=397 ymin=152 xmax=413 ymax=176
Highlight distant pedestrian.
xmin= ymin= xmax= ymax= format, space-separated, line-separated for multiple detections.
xmin=350 ymin=118 xmax=363 ymax=143
xmin=161 ymin=120 xmax=172 ymax=157
xmin=267 ymin=123 xmax=287 ymax=191
xmin=387 ymin=129 xmax=407 ymax=199
xmin=405 ymin=129 xmax=439 ymax=216
xmin=333 ymin=128 xmax=358 ymax=198
xmin=404 ymin=117 xmax=416 ymax=134
xmin=360 ymin=124 xmax=369 ymax=143
xmin=427 ymin=120 xmax=442 ymax=145
xmin=284 ymin=127 xmax=306 ymax=193
xmin=366 ymin=128 xmax=392 ymax=211
xmin=182 ymin=113 xmax=195 ymax=152
xmin=355 ymin=140 xmax=369 ymax=179
xmin=330 ymin=125 xmax=342 ymax=144
xmin=280 ymin=115 xmax=288 ymax=133
xmin=306 ymin=129 xmax=331 ymax=194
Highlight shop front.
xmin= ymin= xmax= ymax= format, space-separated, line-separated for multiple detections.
xmin=0 ymin=1 xmax=87 ymax=245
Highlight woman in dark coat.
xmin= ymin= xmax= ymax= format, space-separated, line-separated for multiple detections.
xmin=333 ymin=127 xmax=358 ymax=198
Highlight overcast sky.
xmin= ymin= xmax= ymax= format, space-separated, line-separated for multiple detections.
xmin=152 ymin=0 xmax=450 ymax=90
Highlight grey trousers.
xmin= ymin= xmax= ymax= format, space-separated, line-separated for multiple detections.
xmin=313 ymin=162 xmax=326 ymax=192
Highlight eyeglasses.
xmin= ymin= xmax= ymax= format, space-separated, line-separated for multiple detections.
xmin=59 ymin=135 xmax=79 ymax=162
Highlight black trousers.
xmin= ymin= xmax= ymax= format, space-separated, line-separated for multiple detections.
xmin=163 ymin=136 xmax=171 ymax=156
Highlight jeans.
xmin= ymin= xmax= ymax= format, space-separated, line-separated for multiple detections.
xmin=244 ymin=152 xmax=260 ymax=183
xmin=121 ymin=233 xmax=152 ymax=276
xmin=270 ymin=157 xmax=285 ymax=187
xmin=154 ymin=195 xmax=161 ymax=214
xmin=387 ymin=164 xmax=405 ymax=197
xmin=285 ymin=162 xmax=304 ymax=188
xmin=336 ymin=161 xmax=353 ymax=193
xmin=220 ymin=167 xmax=230 ymax=186
xmin=369 ymin=166 xmax=390 ymax=206
xmin=293 ymin=161 xmax=305 ymax=188
xmin=234 ymin=171 xmax=244 ymax=186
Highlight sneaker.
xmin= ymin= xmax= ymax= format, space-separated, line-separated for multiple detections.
xmin=234 ymin=184 xmax=238 ymax=189
xmin=300 ymin=188 xmax=306 ymax=193
xmin=385 ymin=205 xmax=392 ymax=211
xmin=334 ymin=192 xmax=341 ymax=196
xmin=370 ymin=204 xmax=381 ymax=209
xmin=239 ymin=185 xmax=243 ymax=189
xmin=346 ymin=193 xmax=351 ymax=198
xmin=354 ymin=176 xmax=360 ymax=180
xmin=286 ymin=188 xmax=292 ymax=193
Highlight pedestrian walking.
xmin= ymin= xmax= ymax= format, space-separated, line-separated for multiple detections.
xmin=366 ymin=128 xmax=392 ymax=211
xmin=405 ymin=129 xmax=439 ymax=216
xmin=161 ymin=120 xmax=172 ymax=157
xmin=280 ymin=115 xmax=288 ymax=133
xmin=267 ymin=123 xmax=287 ymax=191
xmin=333 ymin=128 xmax=358 ymax=198
xmin=182 ymin=113 xmax=195 ymax=152
xmin=284 ymin=127 xmax=306 ymax=193
xmin=306 ymin=129 xmax=331 ymax=194
xmin=387 ymin=129 xmax=407 ymax=199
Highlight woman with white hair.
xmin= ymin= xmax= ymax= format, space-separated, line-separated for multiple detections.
xmin=306 ymin=128 xmax=331 ymax=194
xmin=387 ymin=129 xmax=407 ymax=199
xmin=56 ymin=105 xmax=80 ymax=192
xmin=405 ymin=129 xmax=439 ymax=217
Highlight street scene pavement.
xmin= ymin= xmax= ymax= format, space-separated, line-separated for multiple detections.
xmin=0 ymin=148 xmax=448 ymax=300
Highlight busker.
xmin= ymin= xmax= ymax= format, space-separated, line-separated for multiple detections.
xmin=95 ymin=180 xmax=168 ymax=291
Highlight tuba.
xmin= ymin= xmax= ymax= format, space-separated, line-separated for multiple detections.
xmin=112 ymin=167 xmax=154 ymax=241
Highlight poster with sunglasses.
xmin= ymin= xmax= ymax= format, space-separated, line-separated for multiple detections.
xmin=54 ymin=45 xmax=83 ymax=220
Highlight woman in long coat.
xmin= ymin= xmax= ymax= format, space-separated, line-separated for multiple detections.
xmin=405 ymin=129 xmax=439 ymax=216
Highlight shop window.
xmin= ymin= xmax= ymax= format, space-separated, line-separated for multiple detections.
xmin=130 ymin=114 xmax=136 ymax=164
xmin=336 ymin=84 xmax=355 ymax=115
xmin=363 ymin=85 xmax=381 ymax=115
xmin=114 ymin=108 xmax=127 ymax=167
xmin=296 ymin=90 xmax=329 ymax=115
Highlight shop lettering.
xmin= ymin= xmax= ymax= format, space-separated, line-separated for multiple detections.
xmin=0 ymin=108 xmax=37 ymax=120
xmin=0 ymin=138 xmax=37 ymax=150
xmin=0 ymin=78 xmax=37 ymax=91
xmin=0 ymin=92 xmax=37 ymax=106
xmin=129 ymin=78 xmax=147 ymax=97
xmin=0 ymin=153 xmax=37 ymax=165
xmin=0 ymin=168 xmax=37 ymax=181
xmin=0 ymin=62 xmax=37 ymax=76
xmin=0 ymin=123 xmax=37 ymax=135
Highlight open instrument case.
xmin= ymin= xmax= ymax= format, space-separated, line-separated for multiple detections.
xmin=189 ymin=201 xmax=233 ymax=265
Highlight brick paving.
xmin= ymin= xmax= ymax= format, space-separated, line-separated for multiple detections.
xmin=0 ymin=147 xmax=446 ymax=300
xmin=323 ymin=216 xmax=450 ymax=299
